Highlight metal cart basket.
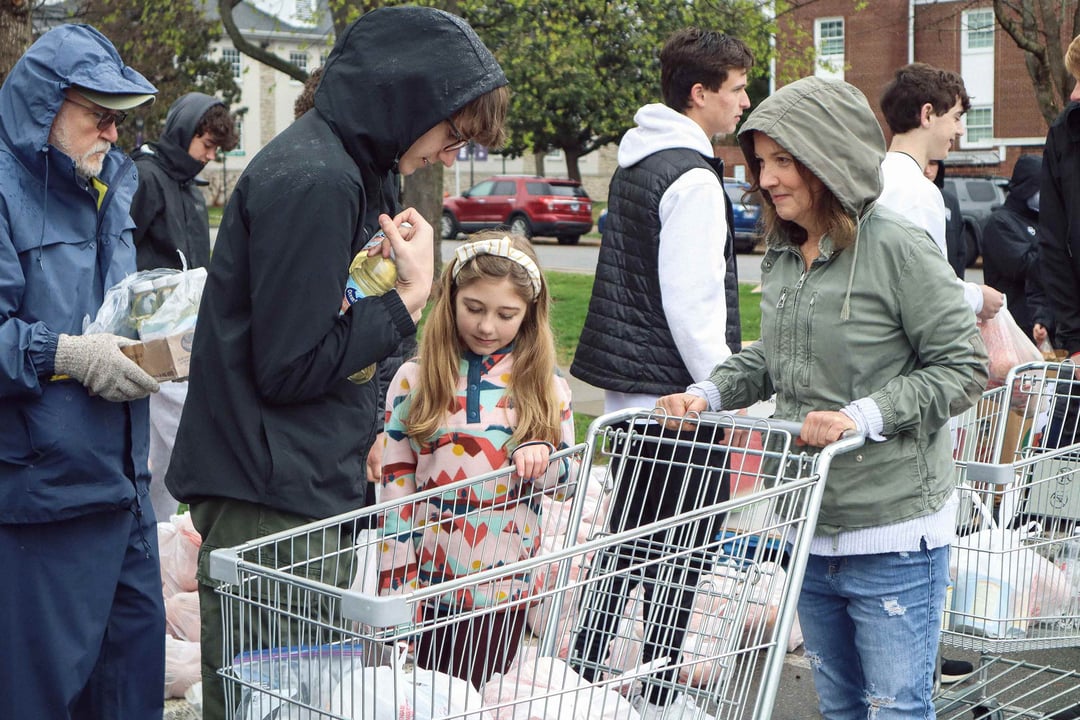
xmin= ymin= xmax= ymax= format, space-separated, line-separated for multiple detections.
xmin=209 ymin=409 xmax=862 ymax=720
xmin=937 ymin=362 xmax=1080 ymax=719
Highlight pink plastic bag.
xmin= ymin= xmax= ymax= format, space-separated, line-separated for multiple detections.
xmin=158 ymin=513 xmax=202 ymax=597
xmin=165 ymin=590 xmax=201 ymax=641
xmin=979 ymin=305 xmax=1042 ymax=387
xmin=164 ymin=635 xmax=202 ymax=698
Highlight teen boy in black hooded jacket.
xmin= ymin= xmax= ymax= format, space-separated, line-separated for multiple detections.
xmin=165 ymin=8 xmax=509 ymax=718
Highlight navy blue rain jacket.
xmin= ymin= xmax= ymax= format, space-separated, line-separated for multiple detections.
xmin=0 ymin=25 xmax=158 ymax=523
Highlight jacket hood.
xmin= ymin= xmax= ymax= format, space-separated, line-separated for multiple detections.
xmin=737 ymin=77 xmax=885 ymax=220
xmin=313 ymin=6 xmax=507 ymax=178
xmin=135 ymin=92 xmax=221 ymax=182
xmin=929 ymin=158 xmax=946 ymax=189
xmin=1006 ymin=154 xmax=1041 ymax=206
xmin=617 ymin=103 xmax=715 ymax=168
xmin=0 ymin=24 xmax=157 ymax=171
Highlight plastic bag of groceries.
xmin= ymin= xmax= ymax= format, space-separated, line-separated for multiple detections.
xmin=482 ymin=646 xmax=641 ymax=720
xmin=979 ymin=302 xmax=1042 ymax=388
xmin=330 ymin=643 xmax=485 ymax=720
xmin=83 ymin=263 xmax=207 ymax=341
xmin=164 ymin=635 xmax=201 ymax=698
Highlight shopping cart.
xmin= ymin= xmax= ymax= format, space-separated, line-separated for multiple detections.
xmin=952 ymin=360 xmax=1080 ymax=466
xmin=936 ymin=361 xmax=1080 ymax=719
xmin=208 ymin=409 xmax=863 ymax=720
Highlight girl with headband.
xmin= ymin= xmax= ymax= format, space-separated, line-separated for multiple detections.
xmin=378 ymin=231 xmax=575 ymax=687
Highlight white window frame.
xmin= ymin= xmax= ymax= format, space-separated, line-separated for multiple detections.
xmin=814 ymin=17 xmax=845 ymax=80
xmin=963 ymin=8 xmax=994 ymax=53
xmin=965 ymin=106 xmax=994 ymax=145
xmin=225 ymin=118 xmax=244 ymax=156
xmin=289 ymin=51 xmax=309 ymax=75
xmin=222 ymin=47 xmax=241 ymax=80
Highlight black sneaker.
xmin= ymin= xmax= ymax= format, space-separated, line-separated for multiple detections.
xmin=939 ymin=658 xmax=974 ymax=684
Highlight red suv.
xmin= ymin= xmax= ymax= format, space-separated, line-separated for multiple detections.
xmin=442 ymin=175 xmax=593 ymax=245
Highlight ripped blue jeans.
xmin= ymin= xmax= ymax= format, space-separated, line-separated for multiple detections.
xmin=798 ymin=541 xmax=949 ymax=720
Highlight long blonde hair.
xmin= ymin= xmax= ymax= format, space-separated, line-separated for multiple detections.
xmin=405 ymin=232 xmax=561 ymax=447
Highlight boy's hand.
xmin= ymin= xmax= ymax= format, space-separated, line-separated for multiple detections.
xmin=380 ymin=209 xmax=434 ymax=321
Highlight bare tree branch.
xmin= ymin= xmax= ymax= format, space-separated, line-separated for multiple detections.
xmin=218 ymin=0 xmax=308 ymax=82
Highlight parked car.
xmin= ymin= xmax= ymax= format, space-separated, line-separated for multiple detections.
xmin=442 ymin=175 xmax=593 ymax=245
xmin=943 ymin=176 xmax=1008 ymax=267
xmin=596 ymin=177 xmax=761 ymax=252
xmin=725 ymin=179 xmax=762 ymax=253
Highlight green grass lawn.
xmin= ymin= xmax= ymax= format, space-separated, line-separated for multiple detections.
xmin=549 ymin=271 xmax=762 ymax=367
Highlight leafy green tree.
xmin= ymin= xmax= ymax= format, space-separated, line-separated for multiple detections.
xmin=72 ymin=0 xmax=240 ymax=144
xmin=456 ymin=0 xmax=776 ymax=180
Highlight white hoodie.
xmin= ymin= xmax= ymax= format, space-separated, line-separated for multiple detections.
xmin=604 ymin=103 xmax=733 ymax=413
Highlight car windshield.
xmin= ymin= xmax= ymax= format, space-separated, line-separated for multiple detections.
xmin=966 ymin=182 xmax=999 ymax=202
xmin=548 ymin=183 xmax=587 ymax=198
xmin=725 ymin=184 xmax=758 ymax=206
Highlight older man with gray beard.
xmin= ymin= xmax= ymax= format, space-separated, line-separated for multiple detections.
xmin=0 ymin=23 xmax=166 ymax=719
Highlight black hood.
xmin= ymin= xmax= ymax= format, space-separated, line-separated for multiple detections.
xmin=929 ymin=158 xmax=947 ymax=189
xmin=1006 ymin=154 xmax=1042 ymax=208
xmin=133 ymin=92 xmax=222 ymax=183
xmin=313 ymin=6 xmax=507 ymax=179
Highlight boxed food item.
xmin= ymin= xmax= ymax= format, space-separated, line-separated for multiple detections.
xmin=86 ymin=266 xmax=207 ymax=382
xmin=121 ymin=329 xmax=195 ymax=381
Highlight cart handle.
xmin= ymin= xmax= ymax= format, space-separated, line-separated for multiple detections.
xmin=964 ymin=461 xmax=1017 ymax=486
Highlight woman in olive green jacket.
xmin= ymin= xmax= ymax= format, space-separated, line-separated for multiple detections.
xmin=659 ymin=77 xmax=987 ymax=719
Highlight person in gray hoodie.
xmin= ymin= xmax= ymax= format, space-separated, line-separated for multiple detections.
xmin=659 ymin=77 xmax=987 ymax=719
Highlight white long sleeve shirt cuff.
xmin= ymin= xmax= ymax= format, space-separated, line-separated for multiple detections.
xmin=687 ymin=381 xmax=722 ymax=411
xmin=963 ymin=280 xmax=984 ymax=314
xmin=840 ymin=397 xmax=886 ymax=442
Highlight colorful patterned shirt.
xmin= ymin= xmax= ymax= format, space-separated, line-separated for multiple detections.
xmin=379 ymin=348 xmax=575 ymax=610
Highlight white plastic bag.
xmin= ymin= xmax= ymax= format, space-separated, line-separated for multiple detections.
xmin=950 ymin=498 xmax=1072 ymax=638
xmin=138 ymin=266 xmax=207 ymax=340
xmin=330 ymin=643 xmax=485 ymax=720
xmin=164 ymin=636 xmax=202 ymax=698
xmin=84 ymin=268 xmax=179 ymax=338
xmin=234 ymin=644 xmax=366 ymax=720
xmin=482 ymin=646 xmax=641 ymax=720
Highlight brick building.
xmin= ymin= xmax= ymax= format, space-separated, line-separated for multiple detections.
xmin=717 ymin=0 xmax=1056 ymax=182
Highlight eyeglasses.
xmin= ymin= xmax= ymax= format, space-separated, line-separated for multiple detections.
xmin=64 ymin=96 xmax=128 ymax=131
xmin=443 ymin=117 xmax=469 ymax=153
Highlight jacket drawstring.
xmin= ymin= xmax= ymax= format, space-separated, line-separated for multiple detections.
xmin=840 ymin=206 xmax=871 ymax=321
xmin=37 ymin=145 xmax=50 ymax=267
xmin=130 ymin=494 xmax=153 ymax=559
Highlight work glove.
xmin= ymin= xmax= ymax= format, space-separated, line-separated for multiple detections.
xmin=54 ymin=333 xmax=160 ymax=402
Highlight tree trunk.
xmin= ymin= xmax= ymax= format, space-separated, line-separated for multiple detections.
xmin=401 ymin=164 xmax=445 ymax=272
xmin=564 ymin=148 xmax=582 ymax=182
xmin=533 ymin=150 xmax=546 ymax=177
xmin=0 ymin=1 xmax=33 ymax=86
